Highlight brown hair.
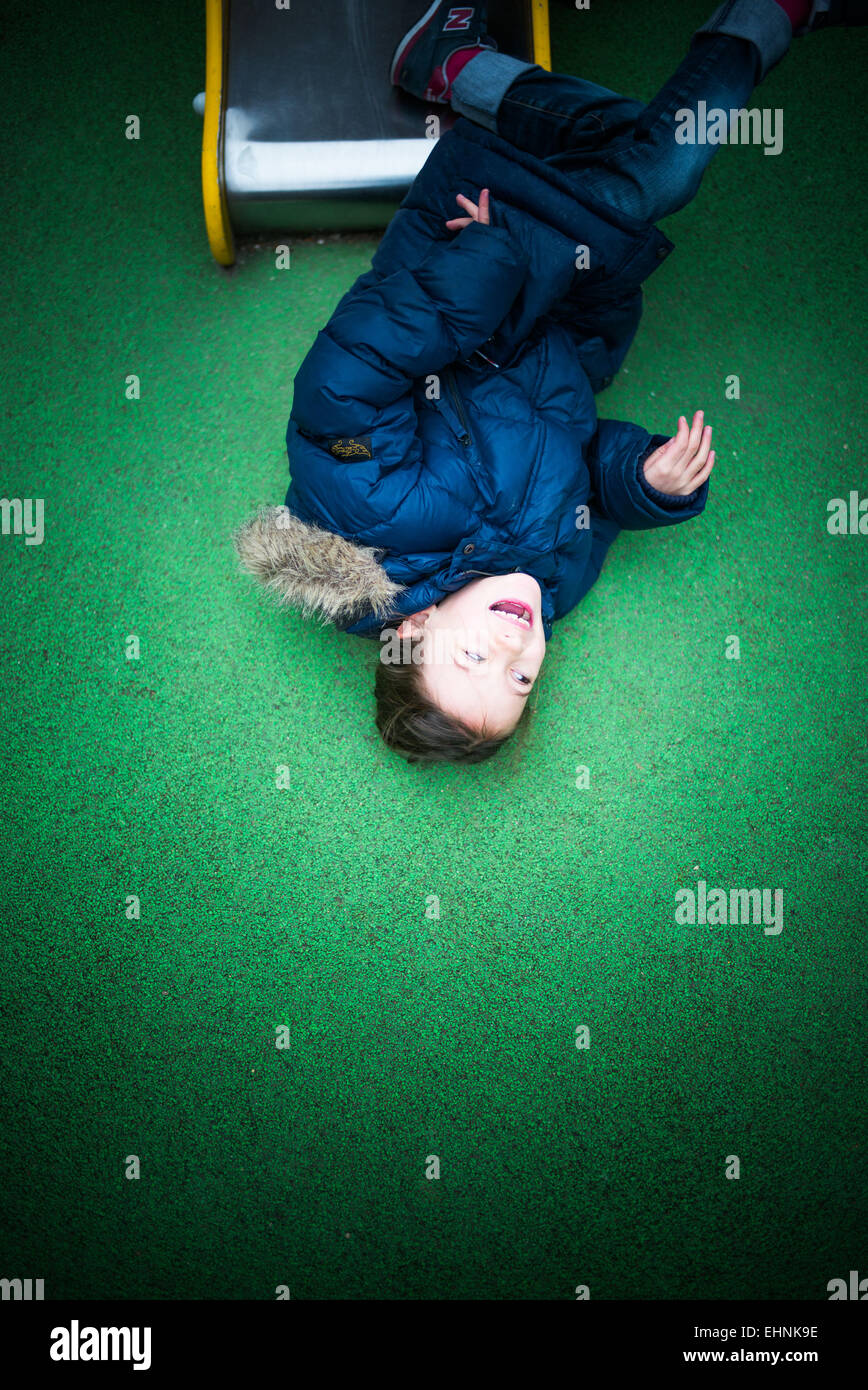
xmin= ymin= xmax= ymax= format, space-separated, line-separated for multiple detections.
xmin=374 ymin=632 xmax=532 ymax=765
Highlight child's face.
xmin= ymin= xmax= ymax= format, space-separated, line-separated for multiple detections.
xmin=396 ymin=574 xmax=547 ymax=736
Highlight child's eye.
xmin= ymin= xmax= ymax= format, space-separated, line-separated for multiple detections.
xmin=464 ymin=650 xmax=484 ymax=663
xmin=513 ymin=671 xmax=532 ymax=686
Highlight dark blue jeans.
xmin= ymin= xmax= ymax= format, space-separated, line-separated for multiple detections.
xmin=450 ymin=1 xmax=793 ymax=225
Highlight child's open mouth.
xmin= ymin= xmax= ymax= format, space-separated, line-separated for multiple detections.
xmin=489 ymin=599 xmax=533 ymax=629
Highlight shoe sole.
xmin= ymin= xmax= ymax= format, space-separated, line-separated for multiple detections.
xmin=389 ymin=0 xmax=445 ymax=87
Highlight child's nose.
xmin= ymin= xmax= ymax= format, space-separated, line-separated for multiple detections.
xmin=491 ymin=622 xmax=524 ymax=650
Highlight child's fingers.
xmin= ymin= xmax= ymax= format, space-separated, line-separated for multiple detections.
xmin=455 ymin=193 xmax=479 ymax=218
xmin=445 ymin=216 xmax=473 ymax=229
xmin=452 ymin=190 xmax=491 ymax=225
xmin=667 ymin=415 xmax=690 ymax=462
xmin=684 ymin=424 xmax=713 ymax=478
xmin=686 ymin=450 xmax=716 ymax=491
xmin=686 ymin=409 xmax=705 ymax=457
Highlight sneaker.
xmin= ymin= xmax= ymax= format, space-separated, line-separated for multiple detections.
xmin=390 ymin=2 xmax=498 ymax=104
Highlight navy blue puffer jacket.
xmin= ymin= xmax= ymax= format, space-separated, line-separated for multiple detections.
xmin=238 ymin=116 xmax=709 ymax=641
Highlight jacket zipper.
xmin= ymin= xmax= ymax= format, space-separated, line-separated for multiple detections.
xmin=444 ymin=366 xmax=472 ymax=448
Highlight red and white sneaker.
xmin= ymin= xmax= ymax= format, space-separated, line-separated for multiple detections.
xmin=390 ymin=2 xmax=498 ymax=104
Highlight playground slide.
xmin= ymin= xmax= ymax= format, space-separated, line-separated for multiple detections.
xmin=199 ymin=0 xmax=551 ymax=265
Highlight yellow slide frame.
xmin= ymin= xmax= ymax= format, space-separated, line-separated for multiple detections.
xmin=531 ymin=0 xmax=552 ymax=71
xmin=202 ymin=0 xmax=235 ymax=266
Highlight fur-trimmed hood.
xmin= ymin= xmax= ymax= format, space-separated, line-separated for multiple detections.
xmin=233 ymin=506 xmax=405 ymax=627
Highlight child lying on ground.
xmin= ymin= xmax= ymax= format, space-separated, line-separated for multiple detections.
xmin=235 ymin=0 xmax=864 ymax=764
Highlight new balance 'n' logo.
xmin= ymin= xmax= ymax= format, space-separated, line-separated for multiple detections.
xmin=443 ymin=7 xmax=475 ymax=31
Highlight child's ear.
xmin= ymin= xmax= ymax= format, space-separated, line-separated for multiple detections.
xmin=396 ymin=606 xmax=436 ymax=639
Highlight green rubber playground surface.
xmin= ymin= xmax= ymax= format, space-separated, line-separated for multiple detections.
xmin=1 ymin=0 xmax=866 ymax=1300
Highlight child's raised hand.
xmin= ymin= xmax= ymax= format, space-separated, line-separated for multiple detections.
xmin=445 ymin=187 xmax=491 ymax=230
xmin=641 ymin=410 xmax=716 ymax=496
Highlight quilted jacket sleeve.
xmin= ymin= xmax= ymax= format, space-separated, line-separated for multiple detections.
xmin=290 ymin=221 xmax=529 ymax=438
xmin=585 ymin=418 xmax=710 ymax=530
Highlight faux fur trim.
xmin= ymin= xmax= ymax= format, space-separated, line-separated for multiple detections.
xmin=233 ymin=506 xmax=404 ymax=626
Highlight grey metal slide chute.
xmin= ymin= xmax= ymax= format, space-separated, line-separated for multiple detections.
xmin=200 ymin=0 xmax=550 ymax=264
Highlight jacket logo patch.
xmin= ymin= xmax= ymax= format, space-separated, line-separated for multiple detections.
xmin=328 ymin=436 xmax=373 ymax=461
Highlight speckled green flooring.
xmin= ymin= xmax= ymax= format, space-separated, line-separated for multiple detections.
xmin=1 ymin=0 xmax=865 ymax=1300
